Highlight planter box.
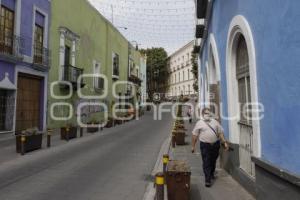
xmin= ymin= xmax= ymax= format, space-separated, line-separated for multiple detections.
xmin=173 ymin=130 xmax=185 ymax=145
xmin=61 ymin=127 xmax=77 ymax=140
xmin=115 ymin=119 xmax=123 ymax=125
xmin=87 ymin=124 xmax=99 ymax=133
xmin=105 ymin=119 xmax=114 ymax=128
xmin=16 ymin=133 xmax=43 ymax=153
xmin=175 ymin=124 xmax=185 ymax=129
xmin=167 ymin=160 xmax=191 ymax=200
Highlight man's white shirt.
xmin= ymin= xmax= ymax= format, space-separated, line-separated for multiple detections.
xmin=192 ymin=118 xmax=224 ymax=144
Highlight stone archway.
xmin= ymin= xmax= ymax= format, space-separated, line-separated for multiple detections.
xmin=226 ymin=15 xmax=261 ymax=177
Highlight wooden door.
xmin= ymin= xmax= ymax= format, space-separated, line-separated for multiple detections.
xmin=16 ymin=74 xmax=42 ymax=133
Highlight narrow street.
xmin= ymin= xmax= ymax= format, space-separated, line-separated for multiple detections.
xmin=0 ymin=111 xmax=172 ymax=200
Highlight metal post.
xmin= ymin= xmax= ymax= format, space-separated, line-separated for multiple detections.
xmin=163 ymin=154 xmax=169 ymax=184
xmin=47 ymin=129 xmax=52 ymax=148
xmin=66 ymin=127 xmax=70 ymax=141
xmin=80 ymin=127 xmax=83 ymax=137
xmin=21 ymin=134 xmax=26 ymax=156
xmin=172 ymin=134 xmax=176 ymax=148
xmin=155 ymin=172 xmax=164 ymax=200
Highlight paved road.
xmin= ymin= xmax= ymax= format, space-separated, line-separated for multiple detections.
xmin=0 ymin=111 xmax=173 ymax=200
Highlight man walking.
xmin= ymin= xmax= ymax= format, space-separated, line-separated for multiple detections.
xmin=191 ymin=108 xmax=229 ymax=187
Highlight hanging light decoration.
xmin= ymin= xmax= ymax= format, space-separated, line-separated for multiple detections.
xmin=89 ymin=0 xmax=196 ymax=54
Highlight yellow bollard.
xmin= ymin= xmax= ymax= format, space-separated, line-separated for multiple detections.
xmin=163 ymin=154 xmax=169 ymax=184
xmin=155 ymin=172 xmax=164 ymax=200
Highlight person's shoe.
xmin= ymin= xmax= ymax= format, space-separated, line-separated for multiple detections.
xmin=205 ymin=180 xmax=212 ymax=187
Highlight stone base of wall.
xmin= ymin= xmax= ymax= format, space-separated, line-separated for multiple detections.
xmin=219 ymin=143 xmax=256 ymax=196
xmin=252 ymin=157 xmax=300 ymax=200
xmin=220 ymin=143 xmax=300 ymax=199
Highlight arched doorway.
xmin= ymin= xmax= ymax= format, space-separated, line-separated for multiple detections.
xmin=226 ymin=15 xmax=261 ymax=177
xmin=235 ymin=34 xmax=254 ymax=176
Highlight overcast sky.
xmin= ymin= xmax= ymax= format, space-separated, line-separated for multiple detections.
xmin=89 ymin=0 xmax=195 ymax=55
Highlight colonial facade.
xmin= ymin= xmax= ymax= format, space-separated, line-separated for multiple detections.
xmin=140 ymin=54 xmax=147 ymax=108
xmin=195 ymin=0 xmax=300 ymax=199
xmin=128 ymin=44 xmax=142 ymax=108
xmin=48 ymin=0 xmax=144 ymax=129
xmin=167 ymin=41 xmax=196 ymax=98
xmin=0 ymin=0 xmax=50 ymax=134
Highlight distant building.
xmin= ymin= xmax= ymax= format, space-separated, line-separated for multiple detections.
xmin=167 ymin=41 xmax=197 ymax=98
xmin=140 ymin=54 xmax=147 ymax=107
xmin=195 ymin=0 xmax=300 ymax=199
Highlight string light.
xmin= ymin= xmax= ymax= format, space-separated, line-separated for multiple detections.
xmin=89 ymin=0 xmax=195 ymax=54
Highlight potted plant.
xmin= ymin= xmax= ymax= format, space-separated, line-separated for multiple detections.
xmin=16 ymin=127 xmax=43 ymax=153
xmin=87 ymin=119 xmax=100 ymax=133
xmin=61 ymin=123 xmax=77 ymax=140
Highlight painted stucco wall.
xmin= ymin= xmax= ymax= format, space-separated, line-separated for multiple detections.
xmin=0 ymin=62 xmax=15 ymax=83
xmin=48 ymin=0 xmax=131 ymax=127
xmin=199 ymin=0 xmax=300 ymax=174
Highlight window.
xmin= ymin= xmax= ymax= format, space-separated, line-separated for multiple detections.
xmin=112 ymin=53 xmax=119 ymax=77
xmin=236 ymin=35 xmax=251 ymax=123
xmin=0 ymin=89 xmax=14 ymax=132
xmin=94 ymin=62 xmax=103 ymax=89
xmin=0 ymin=6 xmax=14 ymax=54
xmin=33 ymin=24 xmax=44 ymax=64
xmin=183 ymin=71 xmax=185 ymax=81
xmin=188 ymin=85 xmax=190 ymax=94
xmin=175 ymin=74 xmax=176 ymax=83
xmin=188 ymin=69 xmax=190 ymax=80
xmin=178 ymin=72 xmax=180 ymax=82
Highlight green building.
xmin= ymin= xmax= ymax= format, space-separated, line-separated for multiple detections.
xmin=48 ymin=0 xmax=142 ymax=129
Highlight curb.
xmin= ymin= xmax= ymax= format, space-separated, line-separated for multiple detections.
xmin=142 ymin=136 xmax=171 ymax=200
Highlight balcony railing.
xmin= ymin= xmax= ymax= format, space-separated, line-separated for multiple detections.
xmin=33 ymin=45 xmax=51 ymax=68
xmin=128 ymin=74 xmax=142 ymax=86
xmin=63 ymin=64 xmax=84 ymax=88
xmin=196 ymin=0 xmax=208 ymax=19
xmin=113 ymin=66 xmax=119 ymax=79
xmin=0 ymin=34 xmax=24 ymax=59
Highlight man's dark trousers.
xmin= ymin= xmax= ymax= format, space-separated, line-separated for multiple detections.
xmin=200 ymin=141 xmax=220 ymax=182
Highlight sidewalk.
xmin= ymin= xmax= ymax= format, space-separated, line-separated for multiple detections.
xmin=169 ymin=120 xmax=255 ymax=200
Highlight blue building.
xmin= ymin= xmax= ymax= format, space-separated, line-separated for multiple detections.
xmin=194 ymin=0 xmax=300 ymax=198
xmin=0 ymin=0 xmax=50 ymax=135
